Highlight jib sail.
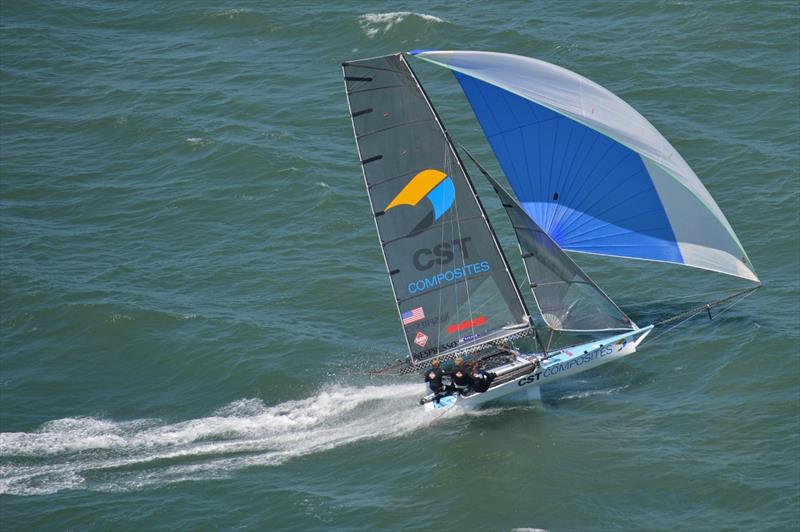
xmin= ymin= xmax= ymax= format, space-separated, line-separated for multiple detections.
xmin=342 ymin=53 xmax=531 ymax=362
xmin=463 ymin=148 xmax=636 ymax=332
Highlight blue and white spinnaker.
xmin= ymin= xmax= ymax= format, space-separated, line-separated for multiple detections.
xmin=412 ymin=50 xmax=759 ymax=283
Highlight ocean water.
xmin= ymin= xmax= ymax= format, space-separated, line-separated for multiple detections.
xmin=1 ymin=1 xmax=798 ymax=530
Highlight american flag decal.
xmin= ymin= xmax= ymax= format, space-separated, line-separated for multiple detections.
xmin=401 ymin=306 xmax=425 ymax=325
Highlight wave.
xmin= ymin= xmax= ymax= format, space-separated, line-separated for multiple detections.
xmin=0 ymin=383 xmax=453 ymax=495
xmin=357 ymin=12 xmax=443 ymax=39
xmin=556 ymin=384 xmax=629 ymax=401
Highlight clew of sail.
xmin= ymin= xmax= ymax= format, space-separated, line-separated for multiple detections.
xmin=342 ymin=54 xmax=532 ymax=363
xmin=412 ymin=50 xmax=759 ymax=283
xmin=463 ymin=148 xmax=636 ymax=332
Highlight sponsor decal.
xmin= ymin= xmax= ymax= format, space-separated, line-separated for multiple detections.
xmin=413 ymin=314 xmax=448 ymax=329
xmin=401 ymin=306 xmax=425 ymax=325
xmin=385 ymin=169 xmax=455 ymax=221
xmin=518 ymin=371 xmax=542 ymax=386
xmin=447 ymin=315 xmax=487 ymax=334
xmin=412 ymin=237 xmax=472 ymax=271
xmin=407 ymin=261 xmax=490 ymax=295
xmin=539 ymin=345 xmax=614 ymax=378
xmin=518 ymin=344 xmax=616 ymax=388
xmin=414 ymin=331 xmax=428 ymax=347
xmin=459 ymin=333 xmax=482 ymax=344
xmin=416 ymin=340 xmax=458 ymax=358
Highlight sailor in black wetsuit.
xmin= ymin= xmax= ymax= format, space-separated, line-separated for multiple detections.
xmin=424 ymin=358 xmax=445 ymax=396
xmin=470 ymin=365 xmax=495 ymax=393
xmin=451 ymin=357 xmax=472 ymax=395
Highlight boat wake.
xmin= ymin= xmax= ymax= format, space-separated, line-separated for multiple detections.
xmin=0 ymin=383 xmax=449 ymax=496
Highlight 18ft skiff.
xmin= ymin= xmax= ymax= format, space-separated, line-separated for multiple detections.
xmin=341 ymin=51 xmax=759 ymax=409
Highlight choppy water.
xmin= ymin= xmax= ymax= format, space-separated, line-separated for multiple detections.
xmin=1 ymin=1 xmax=798 ymax=530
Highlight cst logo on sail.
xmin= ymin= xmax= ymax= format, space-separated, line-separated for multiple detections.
xmin=384 ymin=168 xmax=455 ymax=222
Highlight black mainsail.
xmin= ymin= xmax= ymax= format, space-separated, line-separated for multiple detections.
xmin=342 ymin=54 xmax=532 ymax=363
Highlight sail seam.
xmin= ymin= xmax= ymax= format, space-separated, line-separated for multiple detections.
xmin=347 ymin=84 xmax=408 ymax=95
xmin=356 ymin=117 xmax=436 ymax=139
xmin=379 ymin=214 xmax=485 ymax=246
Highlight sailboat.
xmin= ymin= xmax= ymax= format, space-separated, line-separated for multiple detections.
xmin=341 ymin=51 xmax=760 ymax=410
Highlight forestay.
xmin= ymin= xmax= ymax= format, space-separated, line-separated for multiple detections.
xmin=342 ymin=54 xmax=531 ymax=363
xmin=412 ymin=50 xmax=759 ymax=283
xmin=463 ymin=148 xmax=636 ymax=332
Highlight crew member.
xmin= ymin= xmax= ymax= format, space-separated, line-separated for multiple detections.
xmin=452 ymin=356 xmax=471 ymax=395
xmin=470 ymin=365 xmax=495 ymax=393
xmin=424 ymin=358 xmax=444 ymax=395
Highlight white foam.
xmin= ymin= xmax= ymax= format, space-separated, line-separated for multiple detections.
xmin=357 ymin=12 xmax=443 ymax=38
xmin=0 ymin=384 xmax=453 ymax=495
xmin=185 ymin=137 xmax=209 ymax=147
xmin=211 ymin=9 xmax=247 ymax=19
xmin=105 ymin=313 xmax=133 ymax=323
xmin=558 ymin=385 xmax=629 ymax=401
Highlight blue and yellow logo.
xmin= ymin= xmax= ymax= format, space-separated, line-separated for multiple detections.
xmin=385 ymin=169 xmax=455 ymax=220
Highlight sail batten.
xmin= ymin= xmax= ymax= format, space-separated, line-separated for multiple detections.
xmin=356 ymin=117 xmax=438 ymax=139
xmin=380 ymin=214 xmax=486 ymax=245
xmin=413 ymin=50 xmax=759 ymax=283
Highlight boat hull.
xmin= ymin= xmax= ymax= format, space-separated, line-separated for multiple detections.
xmin=424 ymin=326 xmax=653 ymax=411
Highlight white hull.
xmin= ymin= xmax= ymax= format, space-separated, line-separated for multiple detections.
xmin=424 ymin=326 xmax=653 ymax=411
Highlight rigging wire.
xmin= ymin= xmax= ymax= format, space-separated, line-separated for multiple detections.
xmin=431 ymin=145 xmax=450 ymax=360
xmin=449 ymin=142 xmax=477 ymax=348
xmin=617 ymin=285 xmax=751 ymax=311
xmin=647 ymin=284 xmax=761 ymax=343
